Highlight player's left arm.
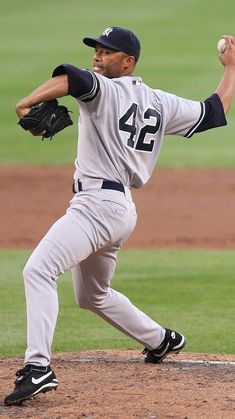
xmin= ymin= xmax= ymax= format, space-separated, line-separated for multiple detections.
xmin=16 ymin=75 xmax=69 ymax=118
xmin=15 ymin=62 xmax=100 ymax=119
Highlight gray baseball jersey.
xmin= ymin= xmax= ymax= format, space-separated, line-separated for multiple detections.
xmin=74 ymin=72 xmax=204 ymax=188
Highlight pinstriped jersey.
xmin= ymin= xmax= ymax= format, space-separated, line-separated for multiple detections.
xmin=74 ymin=71 xmax=204 ymax=188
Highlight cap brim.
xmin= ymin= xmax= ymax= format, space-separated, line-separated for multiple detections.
xmin=83 ymin=37 xmax=120 ymax=51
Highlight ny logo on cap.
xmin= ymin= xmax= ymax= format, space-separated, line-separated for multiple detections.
xmin=102 ymin=27 xmax=114 ymax=37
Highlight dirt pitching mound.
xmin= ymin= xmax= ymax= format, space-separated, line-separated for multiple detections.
xmin=1 ymin=350 xmax=235 ymax=418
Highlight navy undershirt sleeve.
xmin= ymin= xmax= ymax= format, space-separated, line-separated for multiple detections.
xmin=195 ymin=93 xmax=227 ymax=133
xmin=52 ymin=64 xmax=100 ymax=100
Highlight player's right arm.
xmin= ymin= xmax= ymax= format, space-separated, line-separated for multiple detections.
xmin=216 ymin=35 xmax=235 ymax=114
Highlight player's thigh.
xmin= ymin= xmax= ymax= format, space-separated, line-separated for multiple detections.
xmin=72 ymin=245 xmax=119 ymax=303
xmin=25 ymin=211 xmax=94 ymax=278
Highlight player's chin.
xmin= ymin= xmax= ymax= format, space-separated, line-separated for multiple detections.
xmin=93 ymin=66 xmax=103 ymax=74
xmin=93 ymin=67 xmax=113 ymax=78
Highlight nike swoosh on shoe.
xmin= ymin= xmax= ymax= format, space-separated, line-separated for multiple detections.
xmin=31 ymin=371 xmax=52 ymax=385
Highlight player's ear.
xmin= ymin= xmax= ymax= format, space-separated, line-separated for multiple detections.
xmin=123 ymin=55 xmax=136 ymax=68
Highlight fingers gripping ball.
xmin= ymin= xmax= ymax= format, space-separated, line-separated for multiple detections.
xmin=217 ymin=38 xmax=227 ymax=53
xmin=18 ymin=99 xmax=73 ymax=140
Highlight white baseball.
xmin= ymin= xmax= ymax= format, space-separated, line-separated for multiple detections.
xmin=217 ymin=38 xmax=226 ymax=53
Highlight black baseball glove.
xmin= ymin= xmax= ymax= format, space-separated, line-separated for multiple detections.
xmin=18 ymin=99 xmax=73 ymax=140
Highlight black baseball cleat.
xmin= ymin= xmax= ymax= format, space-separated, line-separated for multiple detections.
xmin=142 ymin=328 xmax=186 ymax=364
xmin=4 ymin=364 xmax=59 ymax=406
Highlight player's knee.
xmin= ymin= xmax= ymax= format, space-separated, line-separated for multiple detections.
xmin=85 ymin=292 xmax=109 ymax=310
xmin=75 ymin=293 xmax=91 ymax=310
xmin=23 ymin=262 xmax=44 ymax=288
xmin=23 ymin=260 xmax=51 ymax=286
xmin=23 ymin=261 xmax=34 ymax=282
xmin=75 ymin=293 xmax=107 ymax=311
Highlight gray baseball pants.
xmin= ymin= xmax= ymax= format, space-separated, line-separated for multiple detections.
xmin=23 ymin=184 xmax=165 ymax=366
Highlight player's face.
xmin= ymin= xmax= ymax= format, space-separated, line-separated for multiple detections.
xmin=92 ymin=45 xmax=134 ymax=78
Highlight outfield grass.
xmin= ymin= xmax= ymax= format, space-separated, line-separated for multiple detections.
xmin=0 ymin=249 xmax=234 ymax=358
xmin=1 ymin=0 xmax=235 ymax=167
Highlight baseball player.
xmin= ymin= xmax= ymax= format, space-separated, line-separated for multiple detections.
xmin=4 ymin=27 xmax=235 ymax=406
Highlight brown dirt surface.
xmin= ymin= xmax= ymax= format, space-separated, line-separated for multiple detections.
xmin=1 ymin=351 xmax=235 ymax=418
xmin=1 ymin=166 xmax=235 ymax=418
xmin=1 ymin=166 xmax=235 ymax=249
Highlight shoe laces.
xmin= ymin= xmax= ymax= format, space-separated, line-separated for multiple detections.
xmin=15 ymin=365 xmax=32 ymax=383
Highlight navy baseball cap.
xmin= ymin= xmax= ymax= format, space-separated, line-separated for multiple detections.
xmin=83 ymin=26 xmax=141 ymax=62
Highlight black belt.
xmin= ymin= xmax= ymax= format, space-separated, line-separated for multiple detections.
xmin=73 ymin=180 xmax=125 ymax=194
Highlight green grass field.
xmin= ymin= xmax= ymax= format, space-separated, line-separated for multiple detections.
xmin=1 ymin=0 xmax=235 ymax=166
xmin=1 ymin=0 xmax=235 ymax=358
xmin=0 ymin=249 xmax=234 ymax=357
